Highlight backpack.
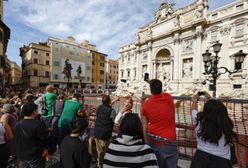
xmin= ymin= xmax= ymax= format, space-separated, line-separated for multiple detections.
xmin=35 ymin=95 xmax=48 ymax=115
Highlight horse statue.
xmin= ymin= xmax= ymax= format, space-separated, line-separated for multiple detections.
xmin=62 ymin=59 xmax=73 ymax=81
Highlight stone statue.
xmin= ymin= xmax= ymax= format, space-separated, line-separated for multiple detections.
xmin=183 ymin=59 xmax=193 ymax=78
xmin=195 ymin=6 xmax=204 ymax=19
xmin=174 ymin=15 xmax=180 ymax=27
xmin=62 ymin=59 xmax=73 ymax=81
xmin=155 ymin=2 xmax=174 ymax=23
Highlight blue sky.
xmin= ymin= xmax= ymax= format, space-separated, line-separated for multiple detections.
xmin=4 ymin=0 xmax=235 ymax=66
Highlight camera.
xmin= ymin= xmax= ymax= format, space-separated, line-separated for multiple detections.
xmin=198 ymin=91 xmax=205 ymax=96
xmin=144 ymin=73 xmax=149 ymax=82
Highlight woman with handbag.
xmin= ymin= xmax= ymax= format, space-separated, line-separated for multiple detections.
xmin=0 ymin=114 xmax=14 ymax=168
xmin=191 ymin=92 xmax=237 ymax=168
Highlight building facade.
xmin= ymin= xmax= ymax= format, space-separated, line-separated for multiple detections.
xmin=119 ymin=0 xmax=248 ymax=97
xmin=91 ymin=50 xmax=107 ymax=89
xmin=106 ymin=58 xmax=118 ymax=89
xmin=48 ymin=36 xmax=92 ymax=88
xmin=9 ymin=61 xmax=21 ymax=85
xmin=0 ymin=0 xmax=10 ymax=87
xmin=19 ymin=43 xmax=51 ymax=87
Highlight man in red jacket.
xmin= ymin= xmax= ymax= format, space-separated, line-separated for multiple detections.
xmin=141 ymin=79 xmax=178 ymax=168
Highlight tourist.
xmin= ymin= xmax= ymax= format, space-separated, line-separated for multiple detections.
xmin=58 ymin=93 xmax=84 ymax=145
xmin=93 ymin=95 xmax=117 ymax=168
xmin=14 ymin=103 xmax=50 ymax=168
xmin=60 ymin=118 xmax=91 ymax=168
xmin=114 ymin=96 xmax=133 ymax=125
xmin=0 ymin=113 xmax=14 ymax=168
xmin=104 ymin=113 xmax=158 ymax=167
xmin=0 ymin=104 xmax=18 ymax=162
xmin=141 ymin=79 xmax=178 ymax=168
xmin=190 ymin=92 xmax=237 ymax=168
xmin=42 ymin=85 xmax=57 ymax=128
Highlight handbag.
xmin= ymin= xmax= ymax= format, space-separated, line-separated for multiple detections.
xmin=230 ymin=142 xmax=238 ymax=165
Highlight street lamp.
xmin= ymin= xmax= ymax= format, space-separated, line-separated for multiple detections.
xmin=202 ymin=42 xmax=247 ymax=98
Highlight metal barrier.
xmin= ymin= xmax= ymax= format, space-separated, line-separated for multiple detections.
xmin=84 ymin=96 xmax=248 ymax=167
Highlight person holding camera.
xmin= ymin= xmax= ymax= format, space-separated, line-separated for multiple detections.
xmin=114 ymin=96 xmax=133 ymax=125
xmin=141 ymin=79 xmax=178 ymax=168
xmin=190 ymin=91 xmax=237 ymax=168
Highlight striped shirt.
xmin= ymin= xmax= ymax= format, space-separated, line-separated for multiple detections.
xmin=103 ymin=135 xmax=158 ymax=168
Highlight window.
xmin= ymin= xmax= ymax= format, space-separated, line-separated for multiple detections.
xmin=34 ymin=58 xmax=38 ymax=64
xmin=236 ymin=24 xmax=244 ymax=37
xmin=45 ymin=71 xmax=49 ymax=77
xmin=127 ymin=70 xmax=130 ymax=77
xmin=236 ymin=4 xmax=243 ymax=10
xmin=211 ymin=31 xmax=218 ymax=42
xmin=54 ymin=74 xmax=59 ymax=79
xmin=100 ymin=63 xmax=104 ymax=67
xmin=46 ymin=53 xmax=49 ymax=56
xmin=100 ymin=70 xmax=104 ymax=75
xmin=54 ymin=61 xmax=60 ymax=66
xmin=121 ymin=71 xmax=124 ymax=78
xmin=34 ymin=50 xmax=38 ymax=54
xmin=92 ymin=61 xmax=95 ymax=65
xmin=233 ymin=85 xmax=242 ymax=89
xmin=69 ymin=51 xmax=74 ymax=55
xmin=86 ymin=66 xmax=91 ymax=71
xmin=235 ymin=62 xmax=242 ymax=70
xmin=212 ymin=13 xmax=218 ymax=19
xmin=46 ymin=60 xmax=50 ymax=65
xmin=33 ymin=70 xmax=38 ymax=76
xmin=87 ymin=77 xmax=90 ymax=81
xmin=128 ymin=55 xmax=130 ymax=61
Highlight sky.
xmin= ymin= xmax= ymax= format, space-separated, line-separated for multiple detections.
xmin=4 ymin=0 xmax=235 ymax=66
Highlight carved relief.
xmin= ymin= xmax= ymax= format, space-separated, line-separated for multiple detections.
xmin=182 ymin=58 xmax=193 ymax=78
xmin=183 ymin=39 xmax=194 ymax=53
xmin=220 ymin=26 xmax=231 ymax=36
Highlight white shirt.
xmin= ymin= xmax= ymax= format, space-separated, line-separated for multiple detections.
xmin=114 ymin=111 xmax=128 ymax=125
xmin=192 ymin=109 xmax=231 ymax=160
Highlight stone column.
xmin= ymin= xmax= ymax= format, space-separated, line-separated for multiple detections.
xmin=147 ymin=42 xmax=153 ymax=78
xmin=136 ymin=47 xmax=142 ymax=83
xmin=194 ymin=26 xmax=203 ymax=79
xmin=173 ymin=33 xmax=180 ymax=80
xmin=153 ymin=61 xmax=156 ymax=79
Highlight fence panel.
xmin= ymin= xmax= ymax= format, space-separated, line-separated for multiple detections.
xmin=84 ymin=96 xmax=248 ymax=167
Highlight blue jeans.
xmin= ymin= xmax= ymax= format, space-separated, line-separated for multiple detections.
xmin=19 ymin=157 xmax=45 ymax=168
xmin=146 ymin=136 xmax=178 ymax=168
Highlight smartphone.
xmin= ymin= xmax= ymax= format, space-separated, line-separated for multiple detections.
xmin=144 ymin=73 xmax=149 ymax=81
xmin=198 ymin=91 xmax=205 ymax=96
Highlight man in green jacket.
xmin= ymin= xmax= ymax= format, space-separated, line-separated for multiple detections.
xmin=42 ymin=85 xmax=57 ymax=128
xmin=58 ymin=93 xmax=84 ymax=145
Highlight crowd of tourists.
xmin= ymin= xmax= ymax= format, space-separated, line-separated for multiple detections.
xmin=0 ymin=79 xmax=239 ymax=168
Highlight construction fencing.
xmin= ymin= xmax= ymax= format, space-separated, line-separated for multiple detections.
xmin=84 ymin=96 xmax=248 ymax=168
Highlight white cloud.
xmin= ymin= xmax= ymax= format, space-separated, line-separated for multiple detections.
xmin=5 ymin=0 xmax=235 ymax=61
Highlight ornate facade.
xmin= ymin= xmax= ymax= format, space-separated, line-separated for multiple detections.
xmin=48 ymin=37 xmax=93 ymax=88
xmin=119 ymin=0 xmax=248 ymax=97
